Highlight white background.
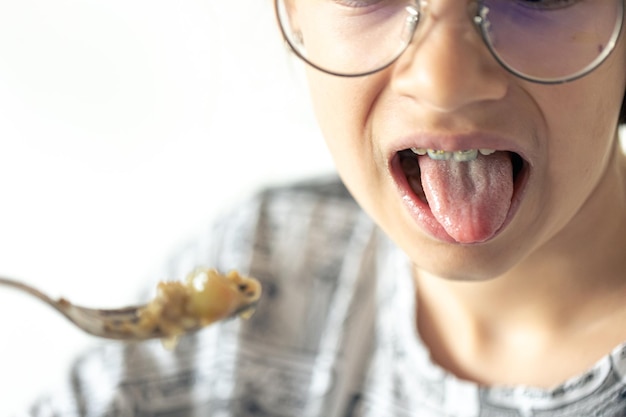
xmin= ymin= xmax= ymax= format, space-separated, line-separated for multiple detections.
xmin=0 ymin=0 xmax=334 ymax=415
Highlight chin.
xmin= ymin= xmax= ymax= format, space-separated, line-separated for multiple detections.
xmin=400 ymin=235 xmax=527 ymax=282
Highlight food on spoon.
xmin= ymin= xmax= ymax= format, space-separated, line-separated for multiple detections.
xmin=128 ymin=268 xmax=261 ymax=347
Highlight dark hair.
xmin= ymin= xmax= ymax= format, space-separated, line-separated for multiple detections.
xmin=621 ymin=95 xmax=626 ymax=124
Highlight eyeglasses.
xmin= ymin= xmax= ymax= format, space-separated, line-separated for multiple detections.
xmin=275 ymin=0 xmax=624 ymax=84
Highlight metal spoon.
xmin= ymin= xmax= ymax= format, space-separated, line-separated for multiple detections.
xmin=0 ymin=273 xmax=260 ymax=342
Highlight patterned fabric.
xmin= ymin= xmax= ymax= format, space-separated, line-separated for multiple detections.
xmin=26 ymin=176 xmax=626 ymax=417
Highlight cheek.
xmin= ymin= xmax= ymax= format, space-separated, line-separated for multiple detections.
xmin=547 ymin=76 xmax=622 ymax=178
xmin=305 ymin=70 xmax=386 ymax=189
xmin=535 ymin=36 xmax=624 ymax=176
xmin=531 ymin=66 xmax=623 ymax=234
xmin=306 ymin=71 xmax=364 ymax=145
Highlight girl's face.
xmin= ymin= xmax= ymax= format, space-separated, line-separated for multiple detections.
xmin=302 ymin=2 xmax=626 ymax=280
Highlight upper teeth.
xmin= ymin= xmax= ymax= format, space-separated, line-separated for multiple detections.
xmin=410 ymin=148 xmax=496 ymax=162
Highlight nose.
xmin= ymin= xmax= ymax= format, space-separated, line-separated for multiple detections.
xmin=391 ymin=4 xmax=508 ymax=113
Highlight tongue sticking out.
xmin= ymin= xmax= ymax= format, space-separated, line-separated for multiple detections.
xmin=419 ymin=152 xmax=513 ymax=243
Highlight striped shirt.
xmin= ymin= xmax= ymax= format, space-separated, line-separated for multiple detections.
xmin=28 ymin=176 xmax=626 ymax=417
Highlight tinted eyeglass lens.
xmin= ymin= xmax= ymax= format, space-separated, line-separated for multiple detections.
xmin=275 ymin=0 xmax=419 ymax=76
xmin=478 ymin=0 xmax=623 ymax=83
xmin=275 ymin=0 xmax=624 ymax=82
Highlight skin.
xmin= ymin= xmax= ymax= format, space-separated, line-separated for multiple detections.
xmin=299 ymin=1 xmax=626 ymax=387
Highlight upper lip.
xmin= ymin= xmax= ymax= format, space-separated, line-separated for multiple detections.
xmin=387 ymin=131 xmax=531 ymax=164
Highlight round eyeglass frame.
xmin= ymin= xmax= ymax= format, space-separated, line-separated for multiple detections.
xmin=274 ymin=0 xmax=625 ymax=84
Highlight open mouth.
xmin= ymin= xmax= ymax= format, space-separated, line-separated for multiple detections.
xmin=393 ymin=148 xmax=528 ymax=244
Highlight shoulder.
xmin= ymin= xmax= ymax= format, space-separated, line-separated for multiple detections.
xmin=222 ymin=174 xmax=360 ymax=233
xmin=258 ymin=174 xmax=355 ymax=201
xmin=148 ymin=174 xmax=362 ymax=286
xmin=209 ymin=175 xmax=366 ymax=272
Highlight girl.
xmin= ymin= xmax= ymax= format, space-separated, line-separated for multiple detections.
xmin=31 ymin=0 xmax=626 ymax=415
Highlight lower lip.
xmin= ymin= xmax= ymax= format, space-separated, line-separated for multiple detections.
xmin=390 ymin=153 xmax=529 ymax=245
